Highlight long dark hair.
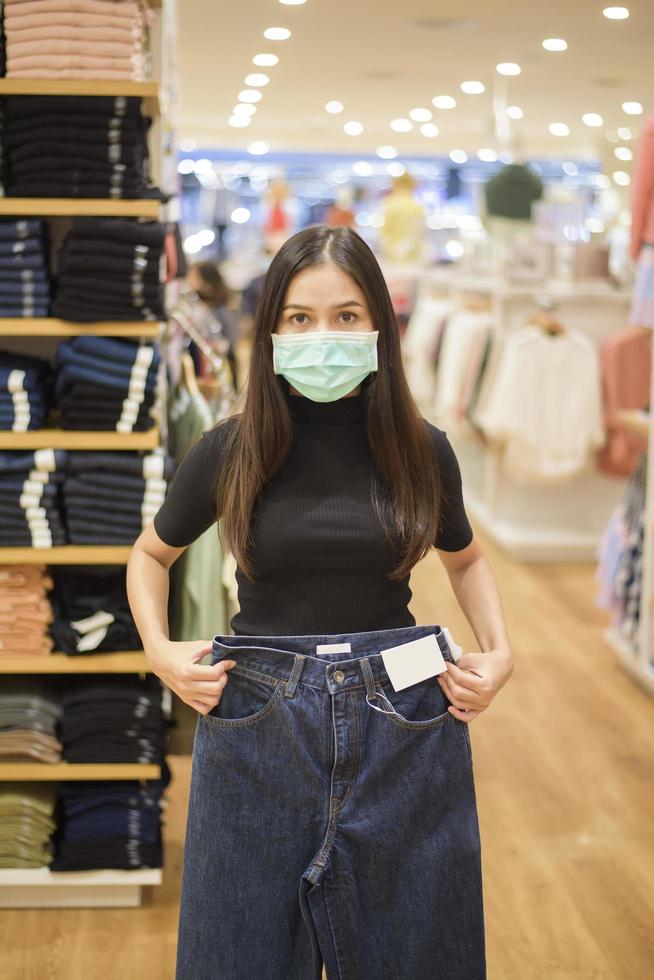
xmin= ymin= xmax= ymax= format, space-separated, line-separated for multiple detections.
xmin=215 ymin=225 xmax=441 ymax=582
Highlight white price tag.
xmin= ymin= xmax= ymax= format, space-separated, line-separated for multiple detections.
xmin=380 ymin=633 xmax=448 ymax=692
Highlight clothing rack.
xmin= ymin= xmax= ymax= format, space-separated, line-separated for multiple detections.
xmin=0 ymin=0 xmax=177 ymax=908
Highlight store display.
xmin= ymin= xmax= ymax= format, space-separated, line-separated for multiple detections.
xmin=484 ymin=163 xmax=544 ymax=221
xmin=0 ymin=350 xmax=52 ymax=430
xmin=49 ymin=564 xmax=141 ymax=655
xmin=0 ymin=678 xmax=62 ymax=764
xmin=0 ymin=563 xmax=54 ymax=657
xmin=379 ymin=171 xmax=426 ymax=264
xmin=0 ymin=782 xmax=57 ymax=869
xmin=0 ymin=218 xmax=51 ymax=317
xmin=0 ymin=448 xmax=67 ymax=547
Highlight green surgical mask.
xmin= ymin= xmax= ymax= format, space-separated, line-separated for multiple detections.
xmin=272 ymin=330 xmax=379 ymax=402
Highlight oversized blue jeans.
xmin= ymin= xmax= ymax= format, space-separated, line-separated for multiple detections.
xmin=176 ymin=624 xmax=486 ymax=980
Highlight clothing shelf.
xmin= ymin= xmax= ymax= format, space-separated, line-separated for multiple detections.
xmin=0 ymin=546 xmax=132 ymax=563
xmin=0 ymin=868 xmax=162 ymax=910
xmin=0 ymin=763 xmax=161 ymax=781
xmin=0 ymin=199 xmax=160 ymax=218
xmin=0 ymin=79 xmax=161 ymax=116
xmin=0 ymin=426 xmax=160 ymax=451
xmin=0 ymin=653 xmax=150 ymax=674
xmin=0 ymin=319 xmax=161 ymax=338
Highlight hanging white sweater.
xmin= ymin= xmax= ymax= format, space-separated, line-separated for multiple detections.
xmin=432 ymin=309 xmax=494 ymax=427
xmin=475 ymin=325 xmax=606 ymax=484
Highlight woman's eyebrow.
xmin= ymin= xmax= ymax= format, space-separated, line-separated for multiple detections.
xmin=282 ymin=300 xmax=364 ymax=311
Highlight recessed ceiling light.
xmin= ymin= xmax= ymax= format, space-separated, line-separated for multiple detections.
xmin=582 ymin=113 xmax=603 ymax=127
xmin=496 ymin=63 xmax=521 ymax=76
xmin=622 ymin=101 xmax=643 ymax=115
xmin=542 ymin=38 xmax=568 ymax=51
xmin=612 ymin=170 xmax=630 ymax=185
xmin=387 ymin=162 xmax=406 ymax=177
xmin=450 ymin=149 xmax=468 ymax=163
xmin=617 ymin=127 xmax=632 ymax=140
xmin=603 ymin=7 xmax=630 ymax=19
xmin=391 ymin=118 xmax=413 ymax=132
xmin=232 ymin=103 xmax=257 ymax=116
xmin=549 ymin=122 xmax=570 ymax=136
xmin=244 ymin=73 xmax=269 ymax=87
xmin=562 ymin=162 xmax=578 ymax=176
xmin=507 ymin=105 xmax=524 ymax=119
xmin=253 ymin=53 xmax=279 ymax=66
xmin=377 ymin=145 xmax=398 ymax=159
xmin=231 ymin=208 xmax=251 ymax=224
xmin=420 ymin=123 xmax=439 ymax=137
xmin=499 ymin=151 xmax=514 ymax=163
xmin=615 ymin=146 xmax=633 ymax=160
xmin=263 ymin=27 xmax=291 ymax=40
xmin=180 ymin=139 xmax=197 ymax=152
xmin=238 ymin=89 xmax=263 ymax=103
xmin=325 ymin=101 xmax=344 ymax=113
xmin=409 ymin=108 xmax=433 ymax=122
xmin=432 ymin=95 xmax=457 ymax=109
xmin=279 ymin=0 xmax=306 ymax=5
xmin=477 ymin=148 xmax=498 ymax=162
xmin=460 ymin=81 xmax=485 ymax=94
xmin=228 ymin=116 xmax=251 ymax=128
xmin=353 ymin=161 xmax=373 ymax=177
xmin=248 ymin=141 xmax=269 ymax=155
xmin=344 ymin=121 xmax=364 ymax=135
xmin=177 ymin=159 xmax=194 ymax=174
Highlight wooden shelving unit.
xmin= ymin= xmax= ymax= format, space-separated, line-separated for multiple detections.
xmin=0 ymin=199 xmax=160 ymax=218
xmin=0 ymin=653 xmax=150 ymax=673
xmin=0 ymin=546 xmax=132 ymax=564
xmin=0 ymin=868 xmax=163 ymax=910
xmin=0 ymin=763 xmax=161 ymax=781
xmin=0 ymin=426 xmax=160 ymax=451
xmin=0 ymin=319 xmax=161 ymax=338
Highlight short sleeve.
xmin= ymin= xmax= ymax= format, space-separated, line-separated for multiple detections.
xmin=152 ymin=419 xmax=235 ymax=548
xmin=426 ymin=422 xmax=474 ymax=552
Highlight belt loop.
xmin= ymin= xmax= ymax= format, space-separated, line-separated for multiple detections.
xmin=359 ymin=657 xmax=377 ymax=698
xmin=284 ymin=654 xmax=305 ymax=699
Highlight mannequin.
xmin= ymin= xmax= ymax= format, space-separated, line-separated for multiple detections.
xmin=380 ymin=170 xmax=426 ymax=263
xmin=629 ymin=115 xmax=654 ymax=328
xmin=482 ymin=135 xmax=544 ymax=275
xmin=326 ymin=185 xmax=356 ymax=228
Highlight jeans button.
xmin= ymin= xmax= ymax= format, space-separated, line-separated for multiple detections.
xmin=333 ymin=670 xmax=345 ymax=683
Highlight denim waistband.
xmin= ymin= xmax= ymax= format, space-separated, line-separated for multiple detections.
xmin=211 ymin=623 xmax=454 ymax=693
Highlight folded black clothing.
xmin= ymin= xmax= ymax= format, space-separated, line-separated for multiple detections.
xmin=62 ymin=238 xmax=162 ymax=262
xmin=65 ymin=449 xmax=174 ymax=478
xmin=8 ymin=161 xmax=146 ymax=186
xmin=3 ymin=95 xmax=144 ymax=120
xmin=3 ymin=113 xmax=146 ymax=138
xmin=50 ymin=840 xmax=163 ymax=872
xmin=5 ymin=182 xmax=153 ymax=200
xmin=68 ymin=218 xmax=167 ymax=248
xmin=0 ymin=236 xmax=44 ymax=256
xmin=0 ymin=282 xmax=49 ymax=297
xmin=0 ymin=219 xmax=43 ymax=240
xmin=6 ymin=138 xmax=146 ymax=164
xmin=52 ymin=274 xmax=162 ymax=299
xmin=52 ymin=303 xmax=164 ymax=323
xmin=56 ymin=254 xmax=162 ymax=280
xmin=60 ymin=418 xmax=155 ymax=432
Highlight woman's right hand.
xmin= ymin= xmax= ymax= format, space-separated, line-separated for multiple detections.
xmin=146 ymin=639 xmax=237 ymax=715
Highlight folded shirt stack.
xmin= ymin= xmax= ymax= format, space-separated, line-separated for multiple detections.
xmin=3 ymin=0 xmax=150 ymax=80
xmin=0 ymin=781 xmax=57 ymax=868
xmin=61 ymin=449 xmax=174 ymax=544
xmin=58 ymin=674 xmax=166 ymax=764
xmin=0 ymin=350 xmax=53 ymax=430
xmin=49 ymin=564 xmax=142 ymax=655
xmin=0 ymin=563 xmax=55 ymax=657
xmin=2 ymin=95 xmax=157 ymax=199
xmin=0 ymin=219 xmax=51 ymax=317
xmin=0 ymin=448 xmax=67 ymax=547
xmin=50 ymin=762 xmax=170 ymax=871
xmin=53 ymin=217 xmax=166 ymax=320
xmin=54 ymin=335 xmax=160 ymax=432
xmin=0 ymin=677 xmax=62 ymax=764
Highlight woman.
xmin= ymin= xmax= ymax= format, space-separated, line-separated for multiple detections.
xmin=126 ymin=226 xmax=514 ymax=980
xmin=186 ymin=260 xmax=239 ymax=391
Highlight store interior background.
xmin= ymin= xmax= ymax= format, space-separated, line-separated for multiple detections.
xmin=5 ymin=0 xmax=654 ymax=977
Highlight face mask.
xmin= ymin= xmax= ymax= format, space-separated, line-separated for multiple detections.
xmin=272 ymin=329 xmax=379 ymax=402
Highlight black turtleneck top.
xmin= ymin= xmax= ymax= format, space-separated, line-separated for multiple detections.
xmin=153 ymin=381 xmax=473 ymax=636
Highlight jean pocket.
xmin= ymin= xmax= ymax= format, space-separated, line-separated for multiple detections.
xmin=371 ymin=675 xmax=452 ymax=730
xmin=202 ymin=664 xmax=284 ymax=728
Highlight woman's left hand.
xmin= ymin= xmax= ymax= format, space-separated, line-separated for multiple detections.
xmin=437 ymin=649 xmax=513 ymax=723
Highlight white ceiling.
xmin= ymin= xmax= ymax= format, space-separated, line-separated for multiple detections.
xmin=176 ymin=0 xmax=654 ymax=162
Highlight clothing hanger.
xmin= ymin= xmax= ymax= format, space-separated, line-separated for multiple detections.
xmin=181 ymin=351 xmax=200 ymax=398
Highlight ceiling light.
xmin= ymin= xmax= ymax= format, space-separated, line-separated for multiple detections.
xmin=238 ymin=89 xmax=263 ymax=103
xmin=603 ymin=7 xmax=629 ymax=19
xmin=180 ymin=139 xmax=197 ymax=152
xmin=177 ymin=159 xmax=194 ymax=174
xmin=617 ymin=126 xmax=632 ymax=139
xmin=279 ymin=0 xmax=306 ymax=4
xmin=248 ymin=141 xmax=269 ymax=155
xmin=420 ymin=123 xmax=439 ymax=137
xmin=325 ymin=100 xmax=344 ymax=113
xmin=244 ymin=73 xmax=269 ymax=87
xmin=615 ymin=146 xmax=633 ymax=160
xmin=549 ymin=122 xmax=570 ymax=136
xmin=450 ymin=149 xmax=468 ymax=163
xmin=477 ymin=148 xmax=498 ymax=162
xmin=387 ymin=162 xmax=406 ymax=177
xmin=622 ymin=101 xmax=643 ymax=115
xmin=228 ymin=116 xmax=251 ymax=128
xmin=432 ymin=95 xmax=456 ymax=109
xmin=391 ymin=118 xmax=413 ymax=132
xmin=253 ymin=53 xmax=279 ymax=66
xmin=496 ymin=63 xmax=521 ymax=76
xmin=263 ymin=27 xmax=291 ymax=40
xmin=498 ymin=151 xmax=513 ymax=163
xmin=507 ymin=105 xmax=523 ymax=119
xmin=542 ymin=38 xmax=568 ymax=51
xmin=353 ymin=161 xmax=373 ymax=176
xmin=582 ymin=113 xmax=603 ymax=127
xmin=377 ymin=145 xmax=398 ymax=159
xmin=409 ymin=108 xmax=433 ymax=122
xmin=233 ymin=103 xmax=257 ymax=116
xmin=344 ymin=121 xmax=363 ymax=135
xmin=562 ymin=162 xmax=578 ymax=176
xmin=460 ymin=81 xmax=485 ymax=94
xmin=231 ymin=208 xmax=252 ymax=224
xmin=612 ymin=170 xmax=630 ymax=185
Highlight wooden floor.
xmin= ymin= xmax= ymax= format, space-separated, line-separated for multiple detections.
xmin=4 ymin=522 xmax=654 ymax=979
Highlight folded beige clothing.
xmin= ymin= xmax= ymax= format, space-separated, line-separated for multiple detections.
xmin=7 ymin=54 xmax=144 ymax=70
xmin=7 ymin=67 xmax=143 ymax=78
xmin=6 ymin=23 xmax=143 ymax=42
xmin=8 ymin=38 xmax=143 ymax=58
xmin=4 ymin=0 xmax=141 ymax=19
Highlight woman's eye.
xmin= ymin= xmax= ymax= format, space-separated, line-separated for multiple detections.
xmin=339 ymin=312 xmax=356 ymax=323
xmin=292 ymin=314 xmax=307 ymax=324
